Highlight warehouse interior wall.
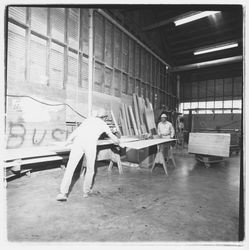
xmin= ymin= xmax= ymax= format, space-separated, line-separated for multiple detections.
xmin=5 ymin=7 xmax=177 ymax=149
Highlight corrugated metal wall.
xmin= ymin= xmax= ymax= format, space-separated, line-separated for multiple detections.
xmin=179 ymin=62 xmax=243 ymax=102
xmin=6 ymin=7 xmax=177 ymax=148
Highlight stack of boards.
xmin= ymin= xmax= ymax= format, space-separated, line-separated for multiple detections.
xmin=118 ymin=94 xmax=157 ymax=136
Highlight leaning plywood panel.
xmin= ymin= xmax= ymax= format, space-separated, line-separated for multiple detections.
xmin=128 ymin=106 xmax=138 ymax=135
xmin=132 ymin=94 xmax=141 ymax=135
xmin=124 ymin=104 xmax=133 ymax=135
xmin=188 ymin=133 xmax=231 ymax=157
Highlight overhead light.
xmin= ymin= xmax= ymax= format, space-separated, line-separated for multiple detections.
xmin=194 ymin=42 xmax=239 ymax=55
xmin=174 ymin=11 xmax=220 ymax=26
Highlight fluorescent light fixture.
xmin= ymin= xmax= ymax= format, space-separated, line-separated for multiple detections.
xmin=194 ymin=42 xmax=239 ymax=55
xmin=174 ymin=11 xmax=220 ymax=26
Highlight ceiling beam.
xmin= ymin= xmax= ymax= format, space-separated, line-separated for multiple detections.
xmin=171 ymin=56 xmax=243 ymax=72
xmin=169 ymin=30 xmax=241 ymax=52
xmin=142 ymin=11 xmax=200 ymax=31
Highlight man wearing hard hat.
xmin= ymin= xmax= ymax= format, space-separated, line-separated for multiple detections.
xmin=157 ymin=113 xmax=175 ymax=160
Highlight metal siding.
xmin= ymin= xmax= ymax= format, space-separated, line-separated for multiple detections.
xmin=49 ymin=42 xmax=64 ymax=88
xmin=135 ymin=43 xmax=140 ymax=79
xmin=94 ymin=12 xmax=104 ymax=62
xmin=94 ymin=61 xmax=104 ymax=92
xmin=82 ymin=9 xmax=89 ymax=55
xmin=105 ymin=20 xmax=113 ymax=67
xmin=30 ymin=7 xmax=47 ymax=35
xmin=9 ymin=7 xmax=27 ymax=24
xmin=68 ymin=8 xmax=79 ymax=50
xmin=122 ymin=34 xmax=129 ymax=73
xmin=215 ymin=79 xmax=224 ymax=100
xmin=80 ymin=55 xmax=88 ymax=89
xmin=114 ymin=70 xmax=121 ymax=97
xmin=7 ymin=23 xmax=26 ymax=83
xmin=114 ymin=27 xmax=122 ymax=69
xmin=68 ymin=50 xmax=78 ymax=86
xmin=104 ymin=67 xmax=112 ymax=95
xmin=51 ymin=8 xmax=65 ymax=42
xmin=30 ymin=35 xmax=47 ymax=84
xmin=128 ymin=39 xmax=135 ymax=77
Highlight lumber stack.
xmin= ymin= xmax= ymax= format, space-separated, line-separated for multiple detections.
xmin=118 ymin=94 xmax=157 ymax=136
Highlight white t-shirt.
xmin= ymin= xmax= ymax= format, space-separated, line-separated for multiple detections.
xmin=72 ymin=117 xmax=114 ymax=147
xmin=157 ymin=121 xmax=175 ymax=138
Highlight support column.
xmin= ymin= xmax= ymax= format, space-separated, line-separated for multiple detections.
xmin=88 ymin=9 xmax=94 ymax=117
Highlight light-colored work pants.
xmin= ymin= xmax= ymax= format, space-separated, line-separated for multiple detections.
xmin=60 ymin=143 xmax=97 ymax=195
xmin=159 ymin=135 xmax=171 ymax=159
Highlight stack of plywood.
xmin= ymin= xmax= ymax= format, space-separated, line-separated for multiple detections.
xmin=119 ymin=94 xmax=157 ymax=136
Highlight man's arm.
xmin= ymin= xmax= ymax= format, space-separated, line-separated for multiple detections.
xmin=157 ymin=123 xmax=162 ymax=137
xmin=170 ymin=123 xmax=175 ymax=138
xmin=103 ymin=123 xmax=120 ymax=145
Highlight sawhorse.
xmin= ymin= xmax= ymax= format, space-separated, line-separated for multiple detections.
xmin=151 ymin=143 xmax=176 ymax=175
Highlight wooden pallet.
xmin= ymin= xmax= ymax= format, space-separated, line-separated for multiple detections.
xmin=195 ymin=154 xmax=224 ymax=168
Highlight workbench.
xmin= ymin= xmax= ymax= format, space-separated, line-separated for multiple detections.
xmin=3 ymin=137 xmax=176 ymax=186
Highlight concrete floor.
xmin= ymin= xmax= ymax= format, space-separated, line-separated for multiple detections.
xmin=6 ymin=149 xmax=241 ymax=242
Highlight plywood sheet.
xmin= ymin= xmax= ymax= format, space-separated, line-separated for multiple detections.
xmin=133 ymin=94 xmax=141 ymax=134
xmin=120 ymin=138 xmax=176 ymax=150
xmin=128 ymin=105 xmax=138 ymax=135
xmin=121 ymin=104 xmax=129 ymax=135
xmin=188 ymin=132 xmax=231 ymax=157
xmin=124 ymin=104 xmax=133 ymax=135
xmin=145 ymin=108 xmax=156 ymax=133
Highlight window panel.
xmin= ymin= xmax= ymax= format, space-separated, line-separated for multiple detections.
xmin=68 ymin=8 xmax=79 ymax=49
xmin=68 ymin=50 xmax=78 ymax=86
xmin=93 ymin=62 xmax=104 ymax=92
xmin=224 ymin=100 xmax=232 ymax=109
xmin=94 ymin=13 xmax=104 ymax=61
xmin=114 ymin=28 xmax=122 ymax=69
xmin=30 ymin=35 xmax=47 ymax=84
xmin=31 ymin=7 xmax=47 ymax=35
xmin=214 ymin=100 xmax=223 ymax=109
xmin=122 ymin=34 xmax=129 ymax=73
xmin=114 ymin=70 xmax=121 ymax=97
xmin=184 ymin=102 xmax=191 ymax=110
xmin=140 ymin=48 xmax=146 ymax=81
xmin=9 ymin=7 xmax=27 ymax=24
xmin=80 ymin=55 xmax=88 ymax=88
xmin=128 ymin=77 xmax=135 ymax=95
xmin=233 ymin=100 xmax=241 ymax=109
xmin=81 ymin=9 xmax=89 ymax=55
xmin=7 ymin=23 xmax=26 ymax=82
xmin=105 ymin=20 xmax=113 ymax=67
xmin=191 ymin=102 xmax=198 ymax=109
xmin=51 ymin=8 xmax=65 ymax=42
xmin=122 ymin=73 xmax=128 ymax=95
xmin=206 ymin=101 xmax=214 ymax=109
xmin=135 ymin=43 xmax=140 ymax=79
xmin=49 ymin=42 xmax=64 ymax=88
xmin=129 ymin=39 xmax=135 ymax=77
xmin=104 ymin=67 xmax=112 ymax=95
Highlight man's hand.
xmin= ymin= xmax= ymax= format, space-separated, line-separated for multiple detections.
xmin=114 ymin=138 xmax=120 ymax=146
